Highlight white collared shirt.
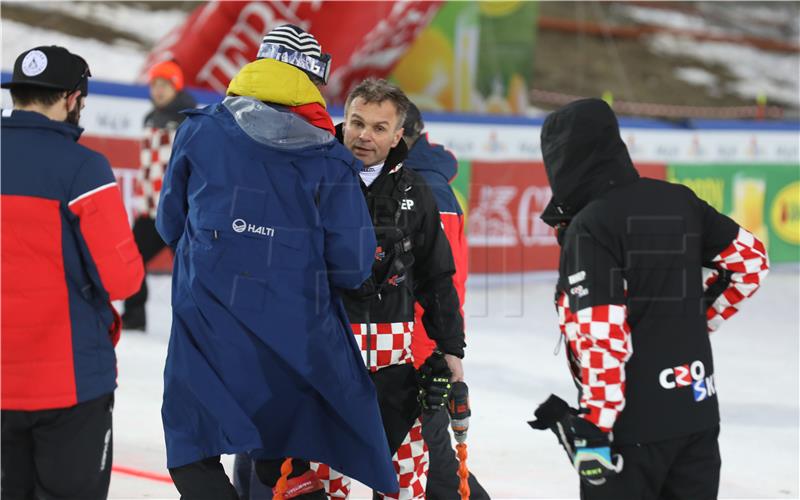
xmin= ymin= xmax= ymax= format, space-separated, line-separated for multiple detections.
xmin=359 ymin=162 xmax=384 ymax=187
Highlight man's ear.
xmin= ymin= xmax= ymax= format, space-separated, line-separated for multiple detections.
xmin=66 ymin=90 xmax=82 ymax=111
xmin=391 ymin=126 xmax=404 ymax=148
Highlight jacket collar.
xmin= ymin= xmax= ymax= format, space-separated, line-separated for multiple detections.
xmin=1 ymin=109 xmax=83 ymax=141
xmin=405 ymin=133 xmax=457 ymax=182
xmin=227 ymin=58 xmax=326 ymax=108
xmin=190 ymin=97 xmax=334 ymax=154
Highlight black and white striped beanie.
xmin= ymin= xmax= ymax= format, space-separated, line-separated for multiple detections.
xmin=260 ymin=24 xmax=322 ymax=59
xmin=257 ymin=24 xmax=331 ymax=84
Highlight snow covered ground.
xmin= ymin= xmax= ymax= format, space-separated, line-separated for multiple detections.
xmin=110 ymin=268 xmax=799 ymax=499
xmin=622 ymin=4 xmax=800 ymax=108
xmin=1 ymin=4 xmax=187 ymax=84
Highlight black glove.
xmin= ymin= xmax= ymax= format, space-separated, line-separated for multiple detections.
xmin=417 ymin=351 xmax=452 ymax=412
xmin=529 ymin=394 xmax=623 ymax=486
xmin=703 ymin=268 xmax=732 ymax=310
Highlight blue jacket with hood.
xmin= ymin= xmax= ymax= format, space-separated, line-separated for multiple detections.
xmin=405 ymin=133 xmax=462 ymax=216
xmin=156 ymin=95 xmax=397 ymax=493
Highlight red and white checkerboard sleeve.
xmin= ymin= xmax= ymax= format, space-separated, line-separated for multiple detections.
xmin=571 ymin=303 xmax=633 ymax=432
xmin=705 ymin=227 xmax=769 ymax=332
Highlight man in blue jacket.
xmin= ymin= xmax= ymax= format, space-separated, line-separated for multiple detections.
xmin=1 ymin=45 xmax=144 ymax=499
xmin=157 ymin=25 xmax=397 ymax=499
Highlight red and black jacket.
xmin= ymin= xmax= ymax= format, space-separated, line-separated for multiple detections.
xmin=405 ymin=134 xmax=468 ymax=368
xmin=1 ymin=109 xmax=144 ymax=411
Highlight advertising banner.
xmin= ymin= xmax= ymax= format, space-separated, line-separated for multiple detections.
xmin=422 ymin=120 xmax=800 ymax=164
xmin=668 ymin=164 xmax=800 ymax=262
xmin=391 ymin=1 xmax=538 ymax=114
xmin=141 ymin=1 xmax=441 ymax=104
xmin=466 ymin=162 xmax=667 ymax=273
xmin=467 ymin=161 xmax=559 ymax=273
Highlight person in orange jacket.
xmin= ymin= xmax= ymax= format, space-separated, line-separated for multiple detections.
xmin=122 ymin=60 xmax=196 ymax=331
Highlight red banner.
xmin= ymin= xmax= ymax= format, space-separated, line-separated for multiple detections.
xmin=467 ymin=162 xmax=667 ymax=273
xmin=141 ymin=1 xmax=442 ymax=104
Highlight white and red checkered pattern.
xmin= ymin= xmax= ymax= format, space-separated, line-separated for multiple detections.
xmin=351 ymin=322 xmax=414 ymax=372
xmin=557 ymin=293 xmax=632 ymax=432
xmin=309 ymin=463 xmax=350 ymax=499
xmin=705 ymin=227 xmax=769 ymax=332
xmin=135 ymin=126 xmax=176 ymax=218
xmin=381 ymin=418 xmax=428 ymax=499
xmin=311 ymin=417 xmax=428 ymax=499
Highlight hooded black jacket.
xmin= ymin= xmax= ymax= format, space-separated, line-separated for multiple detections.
xmin=541 ymin=99 xmax=741 ymax=444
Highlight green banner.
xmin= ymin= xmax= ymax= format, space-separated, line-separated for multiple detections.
xmin=475 ymin=1 xmax=538 ymax=112
xmin=668 ymin=164 xmax=800 ymax=263
xmin=451 ymin=159 xmax=473 ymax=227
xmin=391 ymin=1 xmax=538 ymax=114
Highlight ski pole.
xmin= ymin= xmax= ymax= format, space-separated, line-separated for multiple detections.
xmin=449 ymin=381 xmax=471 ymax=500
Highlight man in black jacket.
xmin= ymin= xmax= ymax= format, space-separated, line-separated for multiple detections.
xmin=530 ymin=98 xmax=769 ymax=499
xmin=309 ymin=79 xmax=466 ymax=499
xmin=122 ymin=60 xmax=196 ymax=331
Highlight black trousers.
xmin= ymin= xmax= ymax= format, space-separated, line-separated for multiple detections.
xmin=124 ymin=216 xmax=168 ymax=313
xmin=1 ymin=393 xmax=114 ymax=500
xmin=175 ymin=455 xmax=324 ymax=500
xmin=370 ymin=364 xmax=421 ymax=455
xmin=581 ymin=426 xmax=721 ymax=500
xmin=170 ymin=456 xmax=239 ymax=500
xmin=422 ymin=409 xmax=490 ymax=500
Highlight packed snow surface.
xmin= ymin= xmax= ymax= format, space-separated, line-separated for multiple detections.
xmin=111 ymin=269 xmax=799 ymax=499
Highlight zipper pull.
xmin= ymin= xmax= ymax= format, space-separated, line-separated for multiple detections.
xmin=213 ymin=230 xmax=219 ymax=240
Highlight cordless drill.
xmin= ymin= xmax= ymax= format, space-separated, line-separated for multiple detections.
xmin=448 ymin=381 xmax=470 ymax=444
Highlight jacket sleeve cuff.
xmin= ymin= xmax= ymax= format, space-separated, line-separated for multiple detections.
xmin=436 ymin=339 xmax=465 ymax=359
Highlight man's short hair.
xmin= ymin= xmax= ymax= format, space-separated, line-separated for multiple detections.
xmin=345 ymin=78 xmax=410 ymax=131
xmin=9 ymin=85 xmax=66 ymax=107
xmin=402 ymin=101 xmax=424 ymax=146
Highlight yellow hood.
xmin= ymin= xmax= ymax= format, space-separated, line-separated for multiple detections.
xmin=226 ymin=58 xmax=326 ymax=108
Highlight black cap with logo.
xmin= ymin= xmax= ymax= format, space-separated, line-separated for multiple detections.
xmin=1 ymin=46 xmax=91 ymax=96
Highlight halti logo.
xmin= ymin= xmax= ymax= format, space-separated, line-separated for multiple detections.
xmin=401 ymin=199 xmax=415 ymax=211
xmin=659 ymin=360 xmax=716 ymax=402
xmin=232 ymin=219 xmax=247 ymax=233
xmin=231 ymin=218 xmax=274 ymax=237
